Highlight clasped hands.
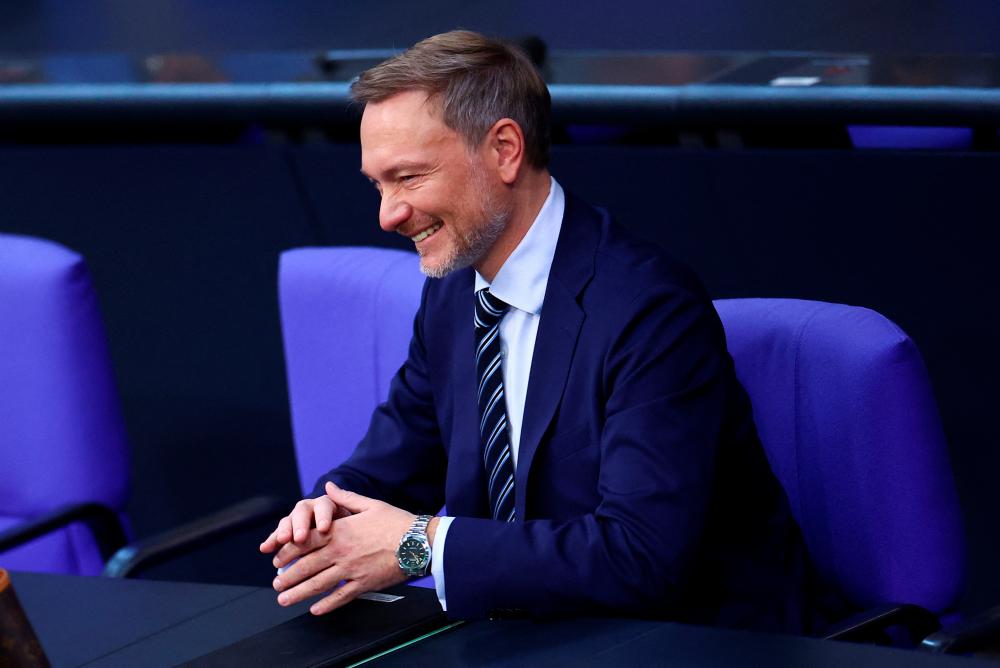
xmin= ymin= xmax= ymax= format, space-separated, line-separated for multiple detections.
xmin=259 ymin=481 xmax=435 ymax=615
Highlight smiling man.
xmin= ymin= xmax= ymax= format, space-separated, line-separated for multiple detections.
xmin=361 ymin=87 xmax=546 ymax=283
xmin=260 ymin=30 xmax=812 ymax=631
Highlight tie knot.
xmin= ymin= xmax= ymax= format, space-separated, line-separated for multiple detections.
xmin=475 ymin=289 xmax=509 ymax=329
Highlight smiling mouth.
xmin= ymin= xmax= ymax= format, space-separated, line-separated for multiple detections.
xmin=410 ymin=223 xmax=442 ymax=243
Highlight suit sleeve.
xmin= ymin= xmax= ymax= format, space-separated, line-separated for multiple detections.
xmin=441 ymin=282 xmax=730 ymax=618
xmin=312 ymin=281 xmax=447 ymax=515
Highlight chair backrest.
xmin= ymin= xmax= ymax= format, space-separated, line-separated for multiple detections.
xmin=714 ymin=298 xmax=965 ymax=614
xmin=278 ymin=247 xmax=425 ymax=493
xmin=0 ymin=234 xmax=130 ymax=575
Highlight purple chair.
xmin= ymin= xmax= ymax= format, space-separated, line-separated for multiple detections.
xmin=279 ymin=247 xmax=426 ymax=493
xmin=81 ymin=247 xmax=426 ymax=583
xmin=277 ymin=247 xmax=966 ymax=634
xmin=0 ymin=234 xmax=130 ymax=576
xmin=714 ymin=298 xmax=965 ymax=641
xmin=0 ymin=235 xmax=290 ymax=580
xmin=848 ymin=126 xmax=974 ymax=150
xmin=278 ymin=246 xmax=433 ymax=587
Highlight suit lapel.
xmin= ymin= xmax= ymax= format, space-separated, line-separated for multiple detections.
xmin=515 ymin=192 xmax=600 ymax=518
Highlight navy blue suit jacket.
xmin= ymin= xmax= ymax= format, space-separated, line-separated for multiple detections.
xmin=320 ymin=192 xmax=809 ymax=631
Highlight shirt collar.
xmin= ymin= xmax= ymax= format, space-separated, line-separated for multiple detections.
xmin=475 ymin=177 xmax=564 ymax=316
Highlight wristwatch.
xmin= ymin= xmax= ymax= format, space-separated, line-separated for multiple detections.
xmin=396 ymin=515 xmax=432 ymax=577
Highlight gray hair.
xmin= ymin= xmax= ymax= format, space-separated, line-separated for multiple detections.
xmin=351 ymin=30 xmax=551 ymax=168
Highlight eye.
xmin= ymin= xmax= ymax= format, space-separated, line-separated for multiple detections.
xmin=400 ymin=174 xmax=423 ymax=185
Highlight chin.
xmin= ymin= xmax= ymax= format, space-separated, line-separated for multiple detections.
xmin=417 ymin=250 xmax=454 ymax=279
xmin=418 ymin=247 xmax=476 ymax=279
xmin=417 ymin=225 xmax=493 ymax=278
xmin=418 ymin=258 xmax=449 ymax=279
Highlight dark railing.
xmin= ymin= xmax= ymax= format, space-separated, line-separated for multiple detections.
xmin=1 ymin=51 xmax=999 ymax=128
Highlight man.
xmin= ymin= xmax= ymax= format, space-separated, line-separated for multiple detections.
xmin=260 ymin=30 xmax=811 ymax=631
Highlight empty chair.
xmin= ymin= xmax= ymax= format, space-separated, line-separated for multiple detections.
xmin=278 ymin=246 xmax=431 ymax=586
xmin=715 ymin=298 xmax=964 ymax=636
xmin=279 ymin=246 xmax=425 ymax=492
xmin=0 ymin=233 xmax=130 ymax=575
xmin=0 ymin=234 xmax=286 ymax=581
xmin=848 ymin=126 xmax=974 ymax=150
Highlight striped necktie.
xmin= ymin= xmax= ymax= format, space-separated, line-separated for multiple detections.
xmin=475 ymin=288 xmax=516 ymax=522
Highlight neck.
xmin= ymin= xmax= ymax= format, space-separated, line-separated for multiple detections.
xmin=475 ymin=167 xmax=551 ymax=282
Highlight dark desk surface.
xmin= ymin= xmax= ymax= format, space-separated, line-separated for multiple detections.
xmin=368 ymin=615 xmax=999 ymax=668
xmin=10 ymin=572 xmax=997 ymax=668
xmin=11 ymin=571 xmax=311 ymax=667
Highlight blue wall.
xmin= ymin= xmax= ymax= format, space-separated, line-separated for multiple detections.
xmin=5 ymin=0 xmax=1000 ymax=53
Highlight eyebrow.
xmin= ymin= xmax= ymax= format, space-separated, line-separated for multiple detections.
xmin=360 ymin=159 xmax=430 ymax=182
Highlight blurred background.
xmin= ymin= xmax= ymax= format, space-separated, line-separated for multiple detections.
xmin=2 ymin=0 xmax=998 ymax=616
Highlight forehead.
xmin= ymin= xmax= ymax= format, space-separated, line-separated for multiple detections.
xmin=359 ymin=90 xmax=463 ymax=174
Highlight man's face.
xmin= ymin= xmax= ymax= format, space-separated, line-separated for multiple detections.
xmin=360 ymin=90 xmax=511 ymax=278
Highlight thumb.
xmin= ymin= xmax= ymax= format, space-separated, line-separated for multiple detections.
xmin=325 ymin=481 xmax=370 ymax=513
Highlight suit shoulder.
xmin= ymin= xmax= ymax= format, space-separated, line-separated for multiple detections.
xmin=586 ymin=208 xmax=710 ymax=305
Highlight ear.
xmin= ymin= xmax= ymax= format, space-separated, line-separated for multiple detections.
xmin=486 ymin=118 xmax=527 ymax=185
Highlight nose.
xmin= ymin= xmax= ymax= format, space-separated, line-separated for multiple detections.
xmin=379 ymin=192 xmax=413 ymax=233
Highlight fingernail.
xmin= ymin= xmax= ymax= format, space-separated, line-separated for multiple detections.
xmin=278 ymin=594 xmax=288 ymax=605
xmin=310 ymin=605 xmax=321 ymax=615
xmin=273 ymin=557 xmax=280 ymax=568
xmin=272 ymin=578 xmax=282 ymax=590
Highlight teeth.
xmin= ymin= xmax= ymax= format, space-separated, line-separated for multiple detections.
xmin=411 ymin=223 xmax=441 ymax=243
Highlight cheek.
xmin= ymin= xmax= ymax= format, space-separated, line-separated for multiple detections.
xmin=450 ymin=193 xmax=484 ymax=226
xmin=407 ymin=192 xmax=449 ymax=220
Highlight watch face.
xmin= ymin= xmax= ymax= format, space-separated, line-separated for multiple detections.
xmin=399 ymin=537 xmax=428 ymax=569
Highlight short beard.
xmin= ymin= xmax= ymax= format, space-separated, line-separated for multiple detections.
xmin=418 ymin=164 xmax=511 ymax=279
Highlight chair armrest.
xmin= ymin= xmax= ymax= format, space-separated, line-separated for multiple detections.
xmin=921 ymin=604 xmax=1000 ymax=654
xmin=0 ymin=502 xmax=128 ymax=562
xmin=823 ymin=603 xmax=942 ymax=645
xmin=102 ymin=495 xmax=288 ymax=578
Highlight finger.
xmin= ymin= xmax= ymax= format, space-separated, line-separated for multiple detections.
xmin=309 ymin=580 xmax=364 ymax=616
xmin=274 ymin=515 xmax=293 ymax=544
xmin=289 ymin=498 xmax=320 ymax=543
xmin=273 ymin=528 xmax=331 ymax=568
xmin=275 ymin=567 xmax=346 ymax=608
xmin=259 ymin=530 xmax=280 ymax=554
xmin=314 ymin=496 xmax=334 ymax=533
xmin=273 ymin=542 xmax=308 ymax=570
xmin=273 ymin=542 xmax=337 ymax=590
xmin=325 ymin=482 xmax=371 ymax=514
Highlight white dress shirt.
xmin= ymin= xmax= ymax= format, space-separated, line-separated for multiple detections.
xmin=430 ymin=177 xmax=565 ymax=610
